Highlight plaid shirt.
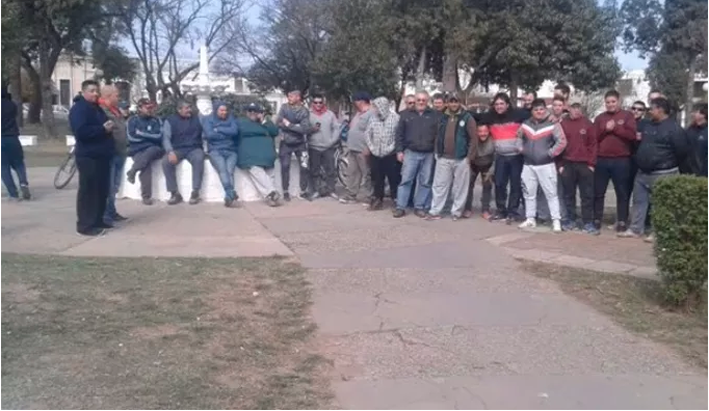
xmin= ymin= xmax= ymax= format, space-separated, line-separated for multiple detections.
xmin=365 ymin=97 xmax=399 ymax=157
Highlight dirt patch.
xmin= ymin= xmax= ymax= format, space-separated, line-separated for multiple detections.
xmin=1 ymin=253 xmax=333 ymax=409
xmin=521 ymin=260 xmax=708 ymax=369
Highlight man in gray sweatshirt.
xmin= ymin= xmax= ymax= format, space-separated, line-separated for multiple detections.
xmin=307 ymin=93 xmax=340 ymax=199
xmin=341 ymin=91 xmax=374 ymax=204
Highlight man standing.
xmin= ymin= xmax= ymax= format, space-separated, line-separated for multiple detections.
xmin=393 ymin=91 xmax=439 ymax=218
xmin=686 ymin=103 xmax=708 ymax=177
xmin=1 ymin=87 xmax=31 ymax=201
xmin=126 ymin=98 xmax=164 ymax=205
xmin=427 ymin=95 xmax=476 ymax=220
xmin=593 ymin=90 xmax=636 ymax=232
xmin=341 ymin=92 xmax=374 ymax=204
xmin=516 ymin=99 xmax=567 ymax=232
xmin=537 ymin=95 xmax=569 ymax=224
xmin=307 ymin=94 xmax=339 ymax=199
xmin=619 ymin=98 xmax=689 ymax=240
xmin=99 ymin=85 xmax=128 ymax=224
xmin=277 ymin=90 xmax=311 ymax=201
xmin=162 ymin=100 xmax=204 ymax=205
xmin=365 ymin=97 xmax=400 ymax=210
xmin=559 ymin=103 xmax=598 ymax=234
xmin=69 ymin=80 xmax=115 ymax=236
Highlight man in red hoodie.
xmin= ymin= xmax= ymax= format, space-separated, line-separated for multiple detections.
xmin=560 ymin=103 xmax=598 ymax=234
xmin=592 ymin=90 xmax=636 ymax=232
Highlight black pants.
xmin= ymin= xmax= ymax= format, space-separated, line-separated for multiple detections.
xmin=560 ymin=162 xmax=594 ymax=224
xmin=494 ymin=154 xmax=524 ymax=217
xmin=308 ymin=146 xmax=336 ymax=196
xmin=593 ymin=156 xmax=631 ymax=226
xmin=130 ymin=146 xmax=165 ymax=199
xmin=279 ymin=142 xmax=308 ymax=194
xmin=370 ymin=153 xmax=400 ymax=200
xmin=465 ymin=164 xmax=493 ymax=212
xmin=76 ymin=156 xmax=111 ymax=233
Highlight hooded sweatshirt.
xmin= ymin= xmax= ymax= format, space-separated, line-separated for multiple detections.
xmin=365 ymin=97 xmax=399 ymax=157
xmin=516 ymin=115 xmax=567 ymax=166
xmin=202 ymin=101 xmax=239 ymax=153
xmin=308 ymin=106 xmax=339 ymax=151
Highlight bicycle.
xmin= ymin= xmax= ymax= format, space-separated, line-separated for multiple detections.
xmin=54 ymin=145 xmax=77 ymax=189
xmin=333 ymin=140 xmax=348 ymax=187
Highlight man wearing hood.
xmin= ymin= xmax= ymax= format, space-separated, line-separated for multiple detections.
xmin=1 ymin=87 xmax=31 ymax=201
xmin=427 ymin=94 xmax=477 ymax=220
xmin=126 ymin=98 xmax=164 ymax=205
xmin=162 ymin=100 xmax=205 ymax=205
xmin=99 ymin=85 xmax=128 ymax=224
xmin=203 ymin=101 xmax=240 ymax=207
xmin=307 ymin=94 xmax=339 ymax=199
xmin=276 ymin=90 xmax=311 ymax=201
xmin=364 ymin=97 xmax=400 ymax=210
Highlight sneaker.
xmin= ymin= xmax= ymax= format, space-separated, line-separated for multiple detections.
xmin=339 ymin=195 xmax=355 ymax=204
xmin=392 ymin=208 xmax=406 ymax=218
xmin=643 ymin=234 xmax=655 ymax=243
xmin=20 ymin=185 xmax=31 ymax=200
xmin=616 ymin=222 xmax=628 ymax=233
xmin=299 ymin=192 xmax=313 ymax=201
xmin=112 ymin=214 xmax=128 ymax=222
xmin=77 ymin=227 xmax=106 ymax=237
xmin=329 ymin=192 xmax=340 ymax=201
xmin=266 ymin=191 xmax=280 ymax=207
xmin=462 ymin=210 xmax=473 ymax=219
xmin=126 ymin=169 xmax=137 ymax=184
xmin=224 ymin=197 xmax=235 ymax=207
xmin=189 ymin=191 xmax=201 ymax=205
xmin=414 ymin=209 xmax=427 ymax=218
xmin=481 ymin=211 xmax=492 ymax=221
xmin=617 ymin=230 xmax=640 ymax=238
xmin=311 ymin=192 xmax=321 ymax=200
xmin=518 ymin=218 xmax=537 ymax=229
xmin=425 ymin=213 xmax=442 ymax=221
xmin=167 ymin=192 xmax=183 ymax=205
xmin=552 ymin=219 xmax=562 ymax=233
xmin=142 ymin=197 xmax=154 ymax=206
xmin=283 ymin=192 xmax=292 ymax=202
xmin=368 ymin=198 xmax=383 ymax=211
xmin=582 ymin=223 xmax=600 ymax=236
xmin=561 ymin=220 xmax=576 ymax=232
xmin=490 ymin=212 xmax=506 ymax=221
xmin=451 ymin=215 xmax=461 ymax=221
xmin=97 ymin=222 xmax=114 ymax=229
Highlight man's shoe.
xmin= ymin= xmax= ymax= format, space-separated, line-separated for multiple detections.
xmin=126 ymin=169 xmax=137 ymax=184
xmin=643 ymin=233 xmax=655 ymax=243
xmin=112 ymin=213 xmax=128 ymax=222
xmin=225 ymin=197 xmax=235 ymax=207
xmin=552 ymin=219 xmax=562 ymax=233
xmin=561 ymin=220 xmax=576 ymax=232
xmin=425 ymin=213 xmax=442 ymax=221
xmin=167 ymin=192 xmax=183 ymax=205
xmin=97 ymin=222 xmax=114 ymax=229
xmin=329 ymin=192 xmax=340 ymax=201
xmin=189 ymin=191 xmax=201 ymax=205
xmin=392 ymin=208 xmax=406 ymax=218
xmin=518 ymin=218 xmax=537 ymax=229
xmin=616 ymin=222 xmax=628 ymax=233
xmin=338 ymin=195 xmax=355 ymax=204
xmin=481 ymin=211 xmax=492 ymax=221
xmin=414 ymin=209 xmax=427 ymax=218
xmin=283 ymin=192 xmax=291 ymax=202
xmin=299 ymin=192 xmax=313 ymax=201
xmin=451 ymin=215 xmax=461 ymax=221
xmin=142 ymin=197 xmax=154 ymax=206
xmin=266 ymin=191 xmax=281 ymax=207
xmin=617 ymin=230 xmax=640 ymax=238
xmin=582 ymin=223 xmax=600 ymax=236
xmin=20 ymin=185 xmax=31 ymax=201
xmin=368 ymin=198 xmax=383 ymax=211
xmin=462 ymin=210 xmax=473 ymax=219
xmin=77 ymin=227 xmax=106 ymax=237
xmin=490 ymin=212 xmax=506 ymax=221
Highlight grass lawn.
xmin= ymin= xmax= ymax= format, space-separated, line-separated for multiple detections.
xmin=1 ymin=254 xmax=333 ymax=409
xmin=522 ymin=261 xmax=708 ymax=369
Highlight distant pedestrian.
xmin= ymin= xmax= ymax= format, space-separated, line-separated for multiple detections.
xmin=69 ymin=80 xmax=115 ymax=237
xmin=126 ymin=98 xmax=164 ymax=205
xmin=1 ymin=87 xmax=30 ymax=201
xmin=162 ymin=100 xmax=205 ymax=205
xmin=307 ymin=94 xmax=339 ymax=200
xmin=364 ymin=97 xmax=400 ymax=210
xmin=276 ymin=90 xmax=311 ymax=201
xmin=98 ymin=85 xmax=128 ymax=224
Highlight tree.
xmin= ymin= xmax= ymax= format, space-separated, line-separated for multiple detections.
xmin=622 ymin=0 xmax=708 ymax=123
xmin=1 ymin=0 xmax=25 ymax=126
xmin=115 ymin=0 xmax=248 ymax=101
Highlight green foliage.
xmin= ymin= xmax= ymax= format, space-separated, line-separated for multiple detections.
xmin=652 ymin=175 xmax=708 ymax=307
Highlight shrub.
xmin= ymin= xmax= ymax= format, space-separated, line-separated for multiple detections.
xmin=652 ymin=175 xmax=708 ymax=307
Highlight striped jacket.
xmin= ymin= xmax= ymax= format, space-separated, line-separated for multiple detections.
xmin=515 ymin=116 xmax=567 ymax=166
xmin=127 ymin=115 xmax=163 ymax=156
xmin=485 ymin=109 xmax=528 ymax=156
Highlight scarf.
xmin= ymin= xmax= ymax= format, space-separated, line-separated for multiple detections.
xmin=99 ymin=98 xmax=121 ymax=118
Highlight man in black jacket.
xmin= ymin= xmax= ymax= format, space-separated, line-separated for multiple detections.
xmin=619 ymin=97 xmax=689 ymax=240
xmin=686 ymin=103 xmax=708 ymax=177
xmin=1 ymin=87 xmax=31 ymax=201
xmin=69 ymin=80 xmax=116 ymax=236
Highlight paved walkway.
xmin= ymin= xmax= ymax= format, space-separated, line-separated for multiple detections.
xmin=2 ymin=168 xmax=706 ymax=409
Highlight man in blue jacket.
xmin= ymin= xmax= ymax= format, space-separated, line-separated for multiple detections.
xmin=203 ymin=101 xmax=239 ymax=207
xmin=162 ymin=100 xmax=204 ymax=205
xmin=1 ymin=87 xmax=31 ymax=201
xmin=126 ymin=98 xmax=164 ymax=205
xmin=69 ymin=80 xmax=115 ymax=236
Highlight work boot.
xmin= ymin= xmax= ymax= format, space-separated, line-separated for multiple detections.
xmin=283 ymin=192 xmax=291 ymax=202
xmin=392 ymin=208 xmax=406 ymax=218
xmin=20 ymin=184 xmax=31 ymax=201
xmin=167 ymin=192 xmax=183 ymax=205
xmin=189 ymin=190 xmax=200 ymax=205
xmin=368 ymin=198 xmax=383 ymax=211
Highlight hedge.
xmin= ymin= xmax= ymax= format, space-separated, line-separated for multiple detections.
xmin=652 ymin=175 xmax=708 ymax=307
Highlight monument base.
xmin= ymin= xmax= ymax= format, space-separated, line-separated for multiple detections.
xmin=118 ymin=156 xmax=302 ymax=202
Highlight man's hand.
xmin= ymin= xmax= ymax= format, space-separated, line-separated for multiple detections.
xmin=559 ymin=166 xmax=564 ymax=174
xmin=361 ymin=147 xmax=370 ymax=157
xmin=282 ymin=118 xmax=291 ymax=127
xmin=605 ymin=120 xmax=615 ymax=131
xmin=588 ymin=166 xmax=595 ymax=172
xmin=168 ymin=151 xmax=178 ymax=165
xmin=396 ymin=152 xmax=404 ymax=163
xmin=636 ymin=132 xmax=642 ymax=141
xmin=103 ymin=120 xmax=115 ymax=132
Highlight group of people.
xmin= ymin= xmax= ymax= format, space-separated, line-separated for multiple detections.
xmin=2 ymin=79 xmax=707 ymax=242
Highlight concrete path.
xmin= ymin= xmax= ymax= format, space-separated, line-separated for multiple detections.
xmin=3 ymin=168 xmax=706 ymax=409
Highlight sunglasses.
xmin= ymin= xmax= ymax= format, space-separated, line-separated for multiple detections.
xmin=631 ymin=107 xmax=645 ymax=112
xmin=313 ymin=101 xmax=323 ymax=105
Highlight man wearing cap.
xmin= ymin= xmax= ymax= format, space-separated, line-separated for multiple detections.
xmin=126 ymin=98 xmax=164 ymax=205
xmin=162 ymin=100 xmax=205 ymax=205
xmin=99 ymin=84 xmax=128 ymax=224
xmin=276 ymin=90 xmax=311 ymax=201
xmin=340 ymin=91 xmax=375 ymax=204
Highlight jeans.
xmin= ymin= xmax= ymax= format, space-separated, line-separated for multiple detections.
xmin=209 ymin=149 xmax=238 ymax=199
xmin=308 ymin=146 xmax=336 ymax=195
xmin=560 ymin=162 xmax=594 ymax=224
xmin=629 ymin=169 xmax=677 ymax=235
xmin=163 ymin=148 xmax=205 ymax=194
xmin=130 ymin=146 xmax=165 ymax=199
xmin=465 ymin=164 xmax=493 ymax=212
xmin=494 ymin=154 xmax=524 ymax=218
xmin=593 ymin=157 xmax=631 ymax=227
xmin=429 ymin=157 xmax=471 ymax=217
xmin=521 ymin=163 xmax=561 ymax=220
xmin=395 ymin=149 xmax=434 ymax=210
xmin=1 ymin=136 xmax=28 ymax=198
xmin=76 ymin=156 xmax=111 ymax=233
xmin=104 ymin=155 xmax=126 ymax=222
xmin=369 ymin=152 xmax=400 ymax=201
xmin=279 ymin=142 xmax=308 ymax=195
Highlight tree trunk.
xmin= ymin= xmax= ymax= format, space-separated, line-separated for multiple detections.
xmin=414 ymin=46 xmax=427 ymax=90
xmin=509 ymin=73 xmax=519 ymax=106
xmin=684 ymin=56 xmax=697 ymax=127
xmin=7 ymin=53 xmax=23 ymax=127
xmin=441 ymin=50 xmax=458 ymax=93
xmin=27 ymin=79 xmax=42 ymax=124
xmin=39 ymin=43 xmax=57 ymax=139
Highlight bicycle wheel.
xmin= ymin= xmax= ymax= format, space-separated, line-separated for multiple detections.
xmin=54 ymin=153 xmax=77 ymax=189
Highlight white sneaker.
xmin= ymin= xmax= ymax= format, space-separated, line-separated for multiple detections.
xmin=518 ymin=218 xmax=536 ymax=229
xmin=552 ymin=219 xmax=562 ymax=233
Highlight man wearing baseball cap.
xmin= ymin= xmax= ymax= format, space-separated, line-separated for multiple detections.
xmin=125 ymin=98 xmax=164 ymax=205
xmin=340 ymin=91 xmax=374 ymax=204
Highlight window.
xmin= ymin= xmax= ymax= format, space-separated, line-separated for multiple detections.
xmin=59 ymin=79 xmax=71 ymax=107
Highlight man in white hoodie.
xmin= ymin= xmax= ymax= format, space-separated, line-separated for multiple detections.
xmin=307 ymin=94 xmax=340 ymax=199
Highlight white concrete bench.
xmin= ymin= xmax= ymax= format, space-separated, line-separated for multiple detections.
xmin=19 ymin=135 xmax=37 ymax=146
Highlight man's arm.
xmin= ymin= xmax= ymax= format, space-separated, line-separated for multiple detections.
xmin=162 ymin=120 xmax=174 ymax=152
xmin=549 ymin=123 xmax=567 ymax=158
xmin=264 ymin=119 xmax=280 ymax=137
xmin=672 ymin=124 xmax=691 ymax=169
xmin=330 ymin=112 xmax=340 ymax=135
xmin=586 ymin=121 xmax=598 ymax=167
xmin=395 ymin=113 xmax=406 ymax=153
xmin=69 ymin=108 xmax=106 ymax=143
xmin=515 ymin=125 xmax=525 ymax=153
xmin=465 ymin=115 xmax=478 ymax=161
xmin=613 ymin=112 xmax=637 ymax=141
